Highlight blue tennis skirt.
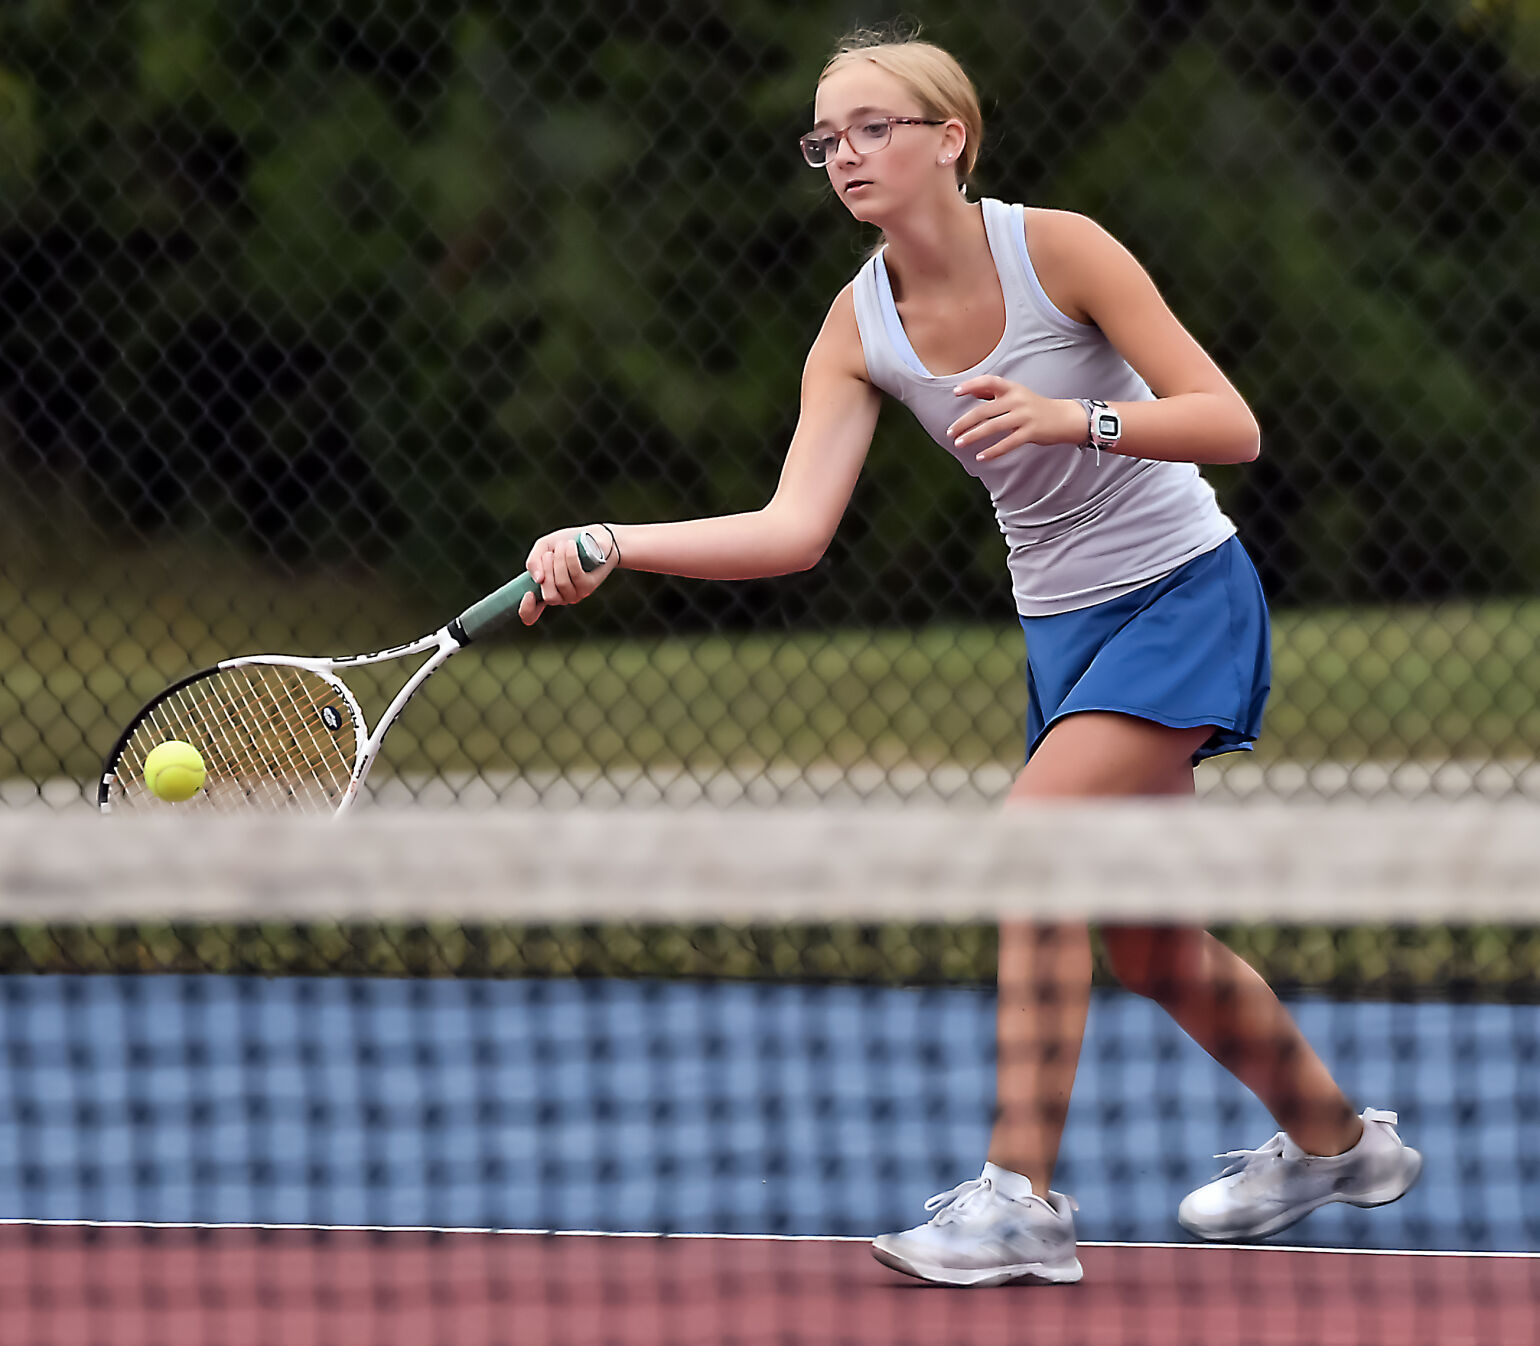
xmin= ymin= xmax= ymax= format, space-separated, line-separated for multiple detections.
xmin=1019 ymin=536 xmax=1271 ymax=765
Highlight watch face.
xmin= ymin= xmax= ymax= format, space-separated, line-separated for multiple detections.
xmin=1096 ymin=414 xmax=1120 ymax=438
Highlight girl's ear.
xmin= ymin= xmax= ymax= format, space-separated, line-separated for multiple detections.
xmin=938 ymin=120 xmax=967 ymax=168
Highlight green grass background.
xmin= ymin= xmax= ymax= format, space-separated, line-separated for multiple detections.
xmin=6 ymin=547 xmax=1540 ymax=788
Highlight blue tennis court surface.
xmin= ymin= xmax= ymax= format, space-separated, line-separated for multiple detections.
xmin=1 ymin=976 xmax=1534 ymax=1250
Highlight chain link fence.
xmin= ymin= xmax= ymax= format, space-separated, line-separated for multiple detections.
xmin=1 ymin=0 xmax=1536 ymax=807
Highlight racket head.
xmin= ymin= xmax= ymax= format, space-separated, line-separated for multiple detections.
xmin=100 ymin=660 xmax=367 ymax=815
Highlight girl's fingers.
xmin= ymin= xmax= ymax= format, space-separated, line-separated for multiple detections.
xmin=539 ymin=547 xmax=565 ymax=603
xmin=954 ymin=413 xmax=1019 ymax=449
xmin=550 ymin=544 xmax=579 ymax=601
xmin=975 ymin=428 xmax=1035 ymax=461
xmin=531 ymin=535 xmax=564 ymax=588
xmin=526 ymin=527 xmax=613 ymax=609
xmin=517 ymin=590 xmax=545 ymax=625
xmin=947 ymin=407 xmax=989 ymax=438
xmin=949 ymin=401 xmax=1014 ymax=439
xmin=953 ymin=374 xmax=1006 ymax=400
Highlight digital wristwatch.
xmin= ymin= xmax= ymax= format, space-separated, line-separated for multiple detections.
xmin=1077 ymin=398 xmax=1122 ymax=458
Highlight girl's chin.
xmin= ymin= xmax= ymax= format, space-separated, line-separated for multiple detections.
xmin=841 ymin=192 xmax=891 ymax=223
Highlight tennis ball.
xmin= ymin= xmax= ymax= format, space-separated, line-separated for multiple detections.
xmin=143 ymin=740 xmax=206 ymax=802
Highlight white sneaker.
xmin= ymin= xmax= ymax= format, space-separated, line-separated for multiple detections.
xmin=871 ymin=1165 xmax=1084 ymax=1287
xmin=1179 ymin=1107 xmax=1424 ymax=1242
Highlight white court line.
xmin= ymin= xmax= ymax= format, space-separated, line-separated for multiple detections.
xmin=2 ymin=1218 xmax=1537 ymax=1260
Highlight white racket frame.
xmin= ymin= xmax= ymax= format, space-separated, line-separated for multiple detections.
xmin=100 ymin=531 xmax=608 ymax=817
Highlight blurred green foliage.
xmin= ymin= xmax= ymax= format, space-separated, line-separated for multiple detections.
xmin=1 ymin=0 xmax=1535 ymax=632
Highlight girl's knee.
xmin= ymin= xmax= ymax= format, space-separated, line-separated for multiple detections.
xmin=1102 ymin=925 xmax=1208 ymax=1002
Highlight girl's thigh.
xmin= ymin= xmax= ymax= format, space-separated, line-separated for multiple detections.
xmin=1008 ymin=711 xmax=1211 ymax=800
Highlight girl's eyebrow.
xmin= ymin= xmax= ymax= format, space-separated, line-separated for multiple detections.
xmin=809 ymin=105 xmax=883 ymax=130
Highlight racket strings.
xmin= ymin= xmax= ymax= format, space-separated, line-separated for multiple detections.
xmin=111 ymin=665 xmax=358 ymax=813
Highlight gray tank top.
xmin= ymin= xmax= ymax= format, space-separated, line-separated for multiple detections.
xmin=851 ymin=198 xmax=1235 ymax=616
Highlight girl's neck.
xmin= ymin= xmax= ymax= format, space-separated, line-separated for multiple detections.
xmin=878 ymin=194 xmax=989 ymax=299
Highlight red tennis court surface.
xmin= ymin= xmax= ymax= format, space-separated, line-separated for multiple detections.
xmin=2 ymin=1223 xmax=1534 ymax=1346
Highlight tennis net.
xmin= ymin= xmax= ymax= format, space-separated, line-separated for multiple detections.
xmin=2 ymin=803 xmax=1538 ymax=1345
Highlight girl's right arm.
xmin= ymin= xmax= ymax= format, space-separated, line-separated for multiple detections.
xmin=520 ymin=285 xmax=881 ymax=620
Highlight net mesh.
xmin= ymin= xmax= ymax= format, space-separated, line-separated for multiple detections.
xmin=103 ymin=663 xmax=361 ymax=814
xmin=2 ymin=805 xmax=1537 ymax=1344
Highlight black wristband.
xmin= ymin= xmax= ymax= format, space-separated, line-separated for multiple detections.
xmin=598 ymin=523 xmax=622 ymax=566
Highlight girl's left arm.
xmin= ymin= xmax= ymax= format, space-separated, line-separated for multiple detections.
xmin=954 ymin=210 xmax=1261 ymax=467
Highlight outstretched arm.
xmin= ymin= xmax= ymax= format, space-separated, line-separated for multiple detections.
xmin=521 ymin=286 xmax=881 ymax=621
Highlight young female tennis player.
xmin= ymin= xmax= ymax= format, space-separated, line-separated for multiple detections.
xmin=518 ymin=32 xmax=1422 ymax=1286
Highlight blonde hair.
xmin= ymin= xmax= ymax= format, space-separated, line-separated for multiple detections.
xmin=819 ymin=29 xmax=983 ymax=191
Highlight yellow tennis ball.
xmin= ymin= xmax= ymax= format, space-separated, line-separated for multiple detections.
xmin=144 ymin=740 xmax=206 ymax=802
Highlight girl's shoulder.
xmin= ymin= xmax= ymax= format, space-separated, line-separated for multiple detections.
xmin=1017 ymin=206 xmax=1111 ymax=328
xmin=808 ymin=281 xmax=872 ymax=381
xmin=1019 ymin=205 xmax=1103 ymax=255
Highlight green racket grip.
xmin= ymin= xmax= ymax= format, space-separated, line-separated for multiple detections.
xmin=450 ymin=531 xmax=608 ymax=645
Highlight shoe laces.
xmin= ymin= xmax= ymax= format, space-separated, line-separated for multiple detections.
xmin=922 ymin=1176 xmax=996 ymax=1225
xmin=1212 ymin=1109 xmax=1400 ymax=1178
xmin=1212 ymin=1131 xmax=1289 ymax=1180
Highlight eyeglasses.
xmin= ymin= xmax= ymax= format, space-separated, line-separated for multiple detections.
xmin=799 ymin=116 xmax=945 ymax=168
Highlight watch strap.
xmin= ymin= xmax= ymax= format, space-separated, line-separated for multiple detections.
xmin=1077 ymin=399 xmax=1107 ymax=449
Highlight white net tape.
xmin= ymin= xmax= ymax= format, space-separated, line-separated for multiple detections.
xmin=5 ymin=802 xmax=1537 ymax=924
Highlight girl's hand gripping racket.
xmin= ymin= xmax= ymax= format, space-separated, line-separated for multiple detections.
xmin=99 ymin=532 xmax=609 ymax=816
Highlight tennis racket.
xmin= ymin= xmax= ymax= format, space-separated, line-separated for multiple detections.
xmin=99 ymin=531 xmax=608 ymax=816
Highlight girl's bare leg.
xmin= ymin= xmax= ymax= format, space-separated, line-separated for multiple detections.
xmin=1099 ymin=925 xmax=1361 ymax=1156
xmin=988 ymin=712 xmax=1208 ymax=1192
xmin=987 ymin=712 xmax=1360 ymax=1195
